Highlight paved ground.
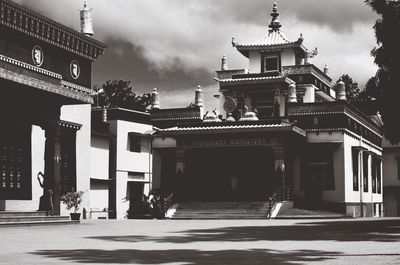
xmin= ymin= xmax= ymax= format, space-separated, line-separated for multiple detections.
xmin=1 ymin=218 xmax=400 ymax=265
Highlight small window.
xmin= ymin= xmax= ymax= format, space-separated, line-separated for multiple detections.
xmin=363 ymin=153 xmax=369 ymax=192
xmin=129 ymin=135 xmax=141 ymax=153
xmin=264 ymin=56 xmax=279 ymax=72
xmin=352 ymin=150 xmax=359 ymax=191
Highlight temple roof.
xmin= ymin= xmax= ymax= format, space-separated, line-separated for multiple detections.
xmin=219 ymin=74 xmax=293 ymax=86
xmin=156 ymin=121 xmax=306 ymax=136
xmin=232 ymin=2 xmax=306 ymax=58
xmin=0 ymin=0 xmax=106 ymax=61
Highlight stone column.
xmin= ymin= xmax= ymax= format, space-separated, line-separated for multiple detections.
xmin=43 ymin=120 xmax=62 ymax=215
xmin=273 ymin=145 xmax=286 ymax=200
xmin=273 ymin=89 xmax=281 ymax=118
xmin=175 ymin=148 xmax=186 ymax=200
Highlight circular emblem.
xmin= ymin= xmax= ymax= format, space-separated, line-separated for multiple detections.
xmin=223 ymin=96 xmax=237 ymax=113
xmin=32 ymin=46 xmax=44 ymax=67
xmin=70 ymin=60 xmax=80 ymax=79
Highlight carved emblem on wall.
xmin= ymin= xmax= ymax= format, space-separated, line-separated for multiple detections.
xmin=70 ymin=60 xmax=80 ymax=79
xmin=32 ymin=46 xmax=44 ymax=67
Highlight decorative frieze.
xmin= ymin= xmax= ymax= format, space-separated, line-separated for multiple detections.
xmin=0 ymin=0 xmax=105 ymax=61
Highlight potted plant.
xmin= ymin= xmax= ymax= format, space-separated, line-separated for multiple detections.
xmin=60 ymin=191 xmax=85 ymax=220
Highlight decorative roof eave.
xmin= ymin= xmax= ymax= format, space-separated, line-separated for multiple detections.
xmin=288 ymin=102 xmax=382 ymax=135
xmin=0 ymin=0 xmax=106 ymax=61
xmin=156 ymin=123 xmax=306 ymax=137
xmin=58 ymin=120 xmax=82 ymax=131
xmin=0 ymin=57 xmax=93 ymax=104
xmin=151 ymin=107 xmax=202 ymax=122
xmin=234 ymin=42 xmax=307 ymax=58
xmin=283 ymin=65 xmax=332 ymax=85
xmin=219 ymin=75 xmax=293 ymax=86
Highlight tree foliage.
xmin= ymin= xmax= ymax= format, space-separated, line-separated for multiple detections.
xmin=332 ymin=74 xmax=360 ymax=100
xmin=359 ymin=76 xmax=382 ymax=100
xmin=94 ymin=80 xmax=152 ymax=112
xmin=365 ymin=0 xmax=400 ymax=143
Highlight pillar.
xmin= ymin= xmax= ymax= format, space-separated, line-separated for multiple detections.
xmin=287 ymin=83 xmax=297 ymax=103
xmin=176 ymin=148 xmax=185 ymax=200
xmin=273 ymin=145 xmax=287 ymax=200
xmin=273 ymin=89 xmax=281 ymax=118
xmin=43 ymin=120 xmax=62 ymax=215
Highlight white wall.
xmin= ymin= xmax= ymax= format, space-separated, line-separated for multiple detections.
xmin=90 ymin=135 xmax=109 ymax=180
xmin=343 ymin=132 xmax=382 ymax=204
xmin=108 ymin=119 xmax=153 ymax=219
xmin=249 ymin=51 xmax=261 ymax=73
xmin=281 ymin=48 xmax=295 ymax=66
xmin=116 ymin=171 xmax=129 ymax=219
xmin=302 ymin=85 xmax=316 ymax=103
xmin=90 ymin=182 xmax=109 ymax=210
xmin=60 ymin=104 xmax=91 ymax=215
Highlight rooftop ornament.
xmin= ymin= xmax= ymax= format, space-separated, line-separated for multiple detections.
xmin=203 ymin=110 xmax=222 ymax=123
xmin=336 ymin=78 xmax=347 ymax=101
xmin=239 ymin=106 xmax=259 ymax=121
xmin=269 ymin=2 xmax=282 ymax=31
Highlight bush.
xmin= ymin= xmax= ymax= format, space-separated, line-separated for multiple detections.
xmin=60 ymin=191 xmax=84 ymax=213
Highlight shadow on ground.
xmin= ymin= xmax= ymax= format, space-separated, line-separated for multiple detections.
xmin=32 ymin=248 xmax=341 ymax=264
xmin=88 ymin=219 xmax=400 ymax=244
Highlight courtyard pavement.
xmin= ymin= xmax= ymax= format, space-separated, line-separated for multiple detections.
xmin=1 ymin=218 xmax=400 ymax=264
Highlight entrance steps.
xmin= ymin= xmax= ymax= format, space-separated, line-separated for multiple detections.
xmin=0 ymin=211 xmax=79 ymax=227
xmin=171 ymin=201 xmax=270 ymax=219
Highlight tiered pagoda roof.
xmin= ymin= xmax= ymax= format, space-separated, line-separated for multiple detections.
xmin=232 ymin=2 xmax=307 ymax=58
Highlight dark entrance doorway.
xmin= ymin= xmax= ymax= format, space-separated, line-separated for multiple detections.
xmin=127 ymin=182 xmax=147 ymax=217
xmin=180 ymin=146 xmax=275 ymax=201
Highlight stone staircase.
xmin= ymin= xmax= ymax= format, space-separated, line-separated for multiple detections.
xmin=0 ymin=211 xmax=79 ymax=227
xmin=170 ymin=201 xmax=270 ymax=219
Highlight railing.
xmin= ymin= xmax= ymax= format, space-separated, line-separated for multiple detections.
xmin=267 ymin=187 xmax=281 ymax=219
xmin=163 ymin=192 xmax=175 ymax=215
xmin=267 ymin=186 xmax=293 ymax=219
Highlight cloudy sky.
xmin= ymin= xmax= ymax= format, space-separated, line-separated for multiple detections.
xmin=14 ymin=0 xmax=379 ymax=110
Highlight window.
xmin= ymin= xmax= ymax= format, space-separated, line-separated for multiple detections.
xmin=129 ymin=135 xmax=141 ymax=153
xmin=300 ymin=147 xmax=335 ymax=191
xmin=377 ymin=159 xmax=382 ymax=194
xmin=352 ymin=150 xmax=359 ymax=191
xmin=363 ymin=153 xmax=369 ymax=192
xmin=397 ymin=157 xmax=400 ymax=180
xmin=308 ymin=162 xmax=334 ymax=190
xmin=372 ymin=159 xmax=377 ymax=193
xmin=263 ymin=56 xmax=280 ymax=72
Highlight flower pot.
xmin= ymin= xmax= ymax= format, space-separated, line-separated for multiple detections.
xmin=70 ymin=213 xmax=81 ymax=220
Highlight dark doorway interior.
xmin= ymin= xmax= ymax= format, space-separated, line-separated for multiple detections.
xmin=128 ymin=182 xmax=146 ymax=217
xmin=180 ymin=146 xmax=275 ymax=202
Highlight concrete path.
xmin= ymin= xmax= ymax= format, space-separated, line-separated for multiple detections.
xmin=1 ymin=218 xmax=400 ymax=264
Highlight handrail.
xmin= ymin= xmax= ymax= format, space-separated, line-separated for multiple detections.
xmin=163 ymin=192 xmax=175 ymax=215
xmin=267 ymin=185 xmax=293 ymax=219
xmin=267 ymin=186 xmax=281 ymax=219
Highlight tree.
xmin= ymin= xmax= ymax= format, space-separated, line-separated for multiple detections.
xmin=332 ymin=74 xmax=360 ymax=100
xmin=358 ymin=76 xmax=382 ymax=100
xmin=94 ymin=80 xmax=152 ymax=112
xmin=365 ymin=0 xmax=400 ymax=143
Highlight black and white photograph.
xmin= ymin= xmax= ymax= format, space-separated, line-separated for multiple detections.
xmin=0 ymin=0 xmax=399 ymax=264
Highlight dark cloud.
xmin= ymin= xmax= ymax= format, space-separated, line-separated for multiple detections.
xmin=92 ymin=39 xmax=215 ymax=93
xmin=10 ymin=0 xmax=378 ymax=110
xmin=212 ymin=0 xmax=377 ymax=33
